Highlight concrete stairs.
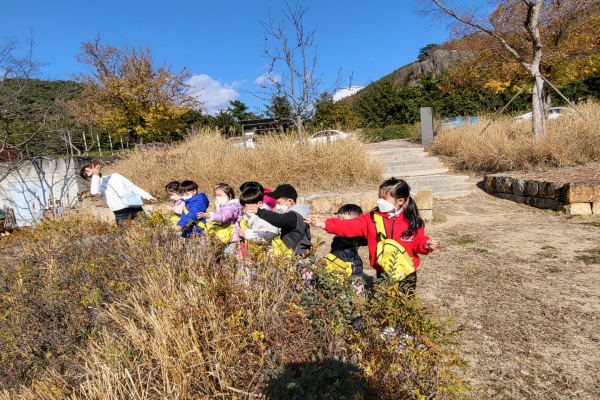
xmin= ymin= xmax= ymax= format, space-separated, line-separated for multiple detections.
xmin=367 ymin=140 xmax=474 ymax=199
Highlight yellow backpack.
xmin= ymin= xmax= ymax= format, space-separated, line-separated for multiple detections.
xmin=371 ymin=212 xmax=415 ymax=281
xmin=271 ymin=236 xmax=295 ymax=258
xmin=205 ymin=222 xmax=235 ymax=244
xmin=321 ymin=253 xmax=352 ymax=282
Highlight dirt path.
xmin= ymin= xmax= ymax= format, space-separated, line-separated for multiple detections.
xmin=312 ymin=188 xmax=600 ymax=399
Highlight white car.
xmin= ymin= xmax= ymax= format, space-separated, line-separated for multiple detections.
xmin=227 ymin=136 xmax=258 ymax=149
xmin=512 ymin=107 xmax=574 ymax=123
xmin=294 ymin=130 xmax=349 ymax=145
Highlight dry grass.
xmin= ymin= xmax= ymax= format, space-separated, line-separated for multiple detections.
xmin=430 ymin=101 xmax=600 ymax=172
xmin=107 ymin=130 xmax=382 ymax=197
xmin=0 ymin=213 xmax=466 ymax=399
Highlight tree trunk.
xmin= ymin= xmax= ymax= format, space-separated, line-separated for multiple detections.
xmin=297 ymin=116 xmax=304 ymax=145
xmin=531 ymin=73 xmax=546 ymax=138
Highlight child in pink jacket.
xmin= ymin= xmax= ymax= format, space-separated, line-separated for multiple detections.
xmin=197 ymin=183 xmax=244 ymax=244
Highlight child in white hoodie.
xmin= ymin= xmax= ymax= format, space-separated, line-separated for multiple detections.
xmin=238 ymin=188 xmax=280 ymax=243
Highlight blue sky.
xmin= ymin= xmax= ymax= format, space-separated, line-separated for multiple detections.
xmin=4 ymin=0 xmax=455 ymax=114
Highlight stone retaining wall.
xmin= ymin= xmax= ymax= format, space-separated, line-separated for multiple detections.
xmin=484 ymin=174 xmax=600 ymax=215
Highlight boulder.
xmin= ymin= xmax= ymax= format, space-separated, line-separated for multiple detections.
xmin=497 ymin=193 xmax=527 ymax=204
xmin=496 ymin=175 xmax=515 ymax=193
xmin=593 ymin=202 xmax=600 ymax=214
xmin=525 ymin=181 xmax=539 ymax=197
xmin=525 ymin=196 xmax=562 ymax=210
xmin=512 ymin=178 xmax=526 ymax=196
xmin=560 ymin=181 xmax=600 ymax=203
xmin=563 ymin=202 xmax=593 ymax=215
xmin=484 ymin=174 xmax=503 ymax=192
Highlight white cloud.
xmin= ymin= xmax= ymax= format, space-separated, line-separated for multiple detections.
xmin=254 ymin=72 xmax=282 ymax=86
xmin=187 ymin=74 xmax=244 ymax=114
xmin=333 ymin=86 xmax=364 ymax=102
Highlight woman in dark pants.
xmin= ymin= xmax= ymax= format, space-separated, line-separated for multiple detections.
xmin=80 ymin=164 xmax=157 ymax=226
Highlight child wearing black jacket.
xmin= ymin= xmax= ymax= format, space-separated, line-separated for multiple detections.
xmin=329 ymin=204 xmax=367 ymax=276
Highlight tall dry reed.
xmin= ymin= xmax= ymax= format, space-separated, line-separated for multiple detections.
xmin=107 ymin=131 xmax=382 ymax=197
xmin=430 ymin=101 xmax=600 ymax=172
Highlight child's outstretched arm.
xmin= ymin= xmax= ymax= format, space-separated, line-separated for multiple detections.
xmin=412 ymin=227 xmax=439 ymax=255
xmin=305 ymin=214 xmax=369 ymax=238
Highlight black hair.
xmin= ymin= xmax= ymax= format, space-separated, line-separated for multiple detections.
xmin=337 ymin=204 xmax=362 ymax=217
xmin=378 ymin=178 xmax=423 ymax=238
xmin=179 ymin=180 xmax=199 ymax=194
xmin=79 ymin=165 xmax=92 ymax=181
xmin=239 ymin=181 xmax=264 ymax=195
xmin=165 ymin=181 xmax=180 ymax=193
xmin=215 ymin=183 xmax=235 ymax=199
xmin=239 ymin=188 xmax=263 ymax=206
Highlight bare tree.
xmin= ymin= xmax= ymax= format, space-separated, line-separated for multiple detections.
xmin=252 ymin=1 xmax=346 ymax=143
xmin=0 ymin=35 xmax=77 ymax=182
xmin=420 ymin=0 xmax=550 ymax=137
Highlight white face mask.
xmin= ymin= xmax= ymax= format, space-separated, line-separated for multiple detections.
xmin=170 ymin=195 xmax=181 ymax=201
xmin=244 ymin=210 xmax=255 ymax=220
xmin=377 ymin=198 xmax=397 ymax=213
xmin=215 ymin=196 xmax=228 ymax=204
xmin=275 ymin=203 xmax=288 ymax=213
xmin=182 ymin=194 xmax=193 ymax=200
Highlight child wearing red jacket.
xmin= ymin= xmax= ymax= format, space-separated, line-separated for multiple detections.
xmin=306 ymin=178 xmax=438 ymax=292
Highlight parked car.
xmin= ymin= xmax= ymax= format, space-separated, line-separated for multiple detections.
xmin=512 ymin=107 xmax=574 ymax=123
xmin=227 ymin=136 xmax=258 ymax=150
xmin=294 ymin=130 xmax=349 ymax=145
xmin=434 ymin=116 xmax=478 ymax=133
xmin=134 ymin=142 xmax=176 ymax=152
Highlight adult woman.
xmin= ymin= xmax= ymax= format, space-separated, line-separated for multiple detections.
xmin=80 ymin=163 xmax=157 ymax=225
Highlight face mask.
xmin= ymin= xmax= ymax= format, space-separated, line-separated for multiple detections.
xmin=170 ymin=195 xmax=181 ymax=201
xmin=377 ymin=198 xmax=396 ymax=213
xmin=275 ymin=203 xmax=288 ymax=213
xmin=182 ymin=194 xmax=193 ymax=200
xmin=244 ymin=211 xmax=255 ymax=220
xmin=215 ymin=196 xmax=228 ymax=204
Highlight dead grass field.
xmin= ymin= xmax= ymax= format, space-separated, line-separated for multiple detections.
xmin=313 ymin=188 xmax=600 ymax=399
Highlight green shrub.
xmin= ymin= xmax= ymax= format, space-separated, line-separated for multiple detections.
xmin=361 ymin=124 xmax=417 ymax=143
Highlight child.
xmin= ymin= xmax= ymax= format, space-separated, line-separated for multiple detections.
xmin=197 ymin=183 xmax=243 ymax=245
xmin=326 ymin=204 xmax=367 ymax=277
xmin=306 ymin=178 xmax=439 ymax=292
xmin=239 ymin=181 xmax=276 ymax=210
xmin=164 ymin=181 xmax=184 ymax=224
xmin=243 ymin=184 xmax=312 ymax=256
xmin=238 ymin=188 xmax=280 ymax=243
xmin=175 ymin=180 xmax=209 ymax=237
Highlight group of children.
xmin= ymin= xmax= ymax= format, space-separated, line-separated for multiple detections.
xmin=163 ymin=178 xmax=439 ymax=291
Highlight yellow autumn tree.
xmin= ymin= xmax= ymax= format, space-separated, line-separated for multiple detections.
xmin=71 ymin=36 xmax=201 ymax=142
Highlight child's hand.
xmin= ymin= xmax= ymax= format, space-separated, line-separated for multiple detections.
xmin=426 ymin=240 xmax=438 ymax=251
xmin=304 ymin=217 xmax=326 ymax=229
xmin=197 ymin=212 xmax=210 ymax=219
xmin=91 ymin=164 xmax=102 ymax=175
xmin=244 ymin=204 xmax=259 ymax=214
xmin=238 ymin=228 xmax=247 ymax=238
xmin=150 ymin=197 xmax=158 ymax=203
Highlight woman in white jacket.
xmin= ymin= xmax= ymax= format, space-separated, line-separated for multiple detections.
xmin=238 ymin=188 xmax=279 ymax=243
xmin=80 ymin=163 xmax=157 ymax=226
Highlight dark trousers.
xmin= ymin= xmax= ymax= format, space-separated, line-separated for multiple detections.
xmin=113 ymin=207 xmax=144 ymax=227
xmin=377 ymin=270 xmax=417 ymax=294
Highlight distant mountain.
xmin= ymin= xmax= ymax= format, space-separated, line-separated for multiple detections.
xmin=347 ymin=49 xmax=470 ymax=103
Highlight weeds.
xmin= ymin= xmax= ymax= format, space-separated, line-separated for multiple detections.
xmin=0 ymin=214 xmax=467 ymax=398
xmin=451 ymin=236 xmax=476 ymax=245
xmin=575 ymin=249 xmax=600 ymax=264
xmin=430 ymin=101 xmax=600 ymax=172
xmin=583 ymin=222 xmax=600 ymax=228
xmin=106 ymin=130 xmax=382 ymax=198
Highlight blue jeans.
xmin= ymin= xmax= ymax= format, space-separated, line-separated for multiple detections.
xmin=114 ymin=207 xmax=143 ymax=227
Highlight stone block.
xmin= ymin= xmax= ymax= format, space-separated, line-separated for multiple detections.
xmin=497 ymin=192 xmax=527 ymax=204
xmin=484 ymin=174 xmax=502 ymax=192
xmin=525 ymin=196 xmax=562 ymax=210
xmin=593 ymin=202 xmax=600 ymax=214
xmin=512 ymin=178 xmax=526 ymax=196
xmin=560 ymin=181 xmax=600 ymax=203
xmin=525 ymin=181 xmax=539 ymax=197
xmin=496 ymin=175 xmax=515 ymax=193
xmin=420 ymin=209 xmax=433 ymax=221
xmin=563 ymin=202 xmax=593 ymax=215
xmin=413 ymin=189 xmax=433 ymax=210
